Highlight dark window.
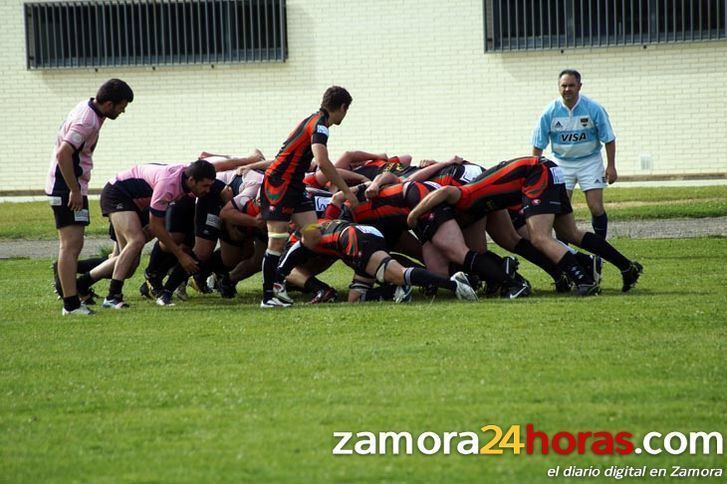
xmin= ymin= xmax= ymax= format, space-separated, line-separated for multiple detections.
xmin=25 ymin=0 xmax=287 ymax=69
xmin=484 ymin=0 xmax=727 ymax=52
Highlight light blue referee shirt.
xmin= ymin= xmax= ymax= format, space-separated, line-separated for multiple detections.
xmin=531 ymin=94 xmax=615 ymax=161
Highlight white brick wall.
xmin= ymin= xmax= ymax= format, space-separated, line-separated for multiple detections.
xmin=1 ymin=0 xmax=726 ymax=192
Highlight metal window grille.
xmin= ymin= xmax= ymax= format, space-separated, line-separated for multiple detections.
xmin=24 ymin=0 xmax=287 ymax=69
xmin=484 ymin=0 xmax=727 ymax=52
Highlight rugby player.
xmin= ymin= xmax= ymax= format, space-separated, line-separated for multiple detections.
xmin=97 ymin=159 xmax=217 ymax=308
xmin=407 ymin=156 xmax=642 ymax=295
xmin=293 ymin=220 xmax=479 ymax=303
xmin=47 ymin=79 xmax=133 ymax=315
xmin=259 ymin=86 xmax=359 ymax=308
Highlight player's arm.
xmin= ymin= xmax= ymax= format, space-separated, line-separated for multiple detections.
xmin=604 ymin=140 xmax=617 ymax=184
xmin=208 ymin=152 xmax=266 ymax=172
xmin=149 ymin=213 xmax=199 ymax=273
xmin=314 ymin=144 xmax=358 ymax=207
xmin=56 ymin=142 xmax=84 ymax=210
xmin=406 ymin=186 xmax=462 ymax=228
xmin=365 ymin=171 xmax=400 ymax=198
xmin=235 ymin=159 xmax=273 ymax=176
xmin=531 ymin=110 xmax=551 ymax=157
xmin=407 ymin=156 xmax=464 ymax=182
xmin=594 ymin=106 xmax=617 ymax=185
xmin=315 ymin=167 xmax=369 ymax=192
xmin=334 ymin=150 xmax=387 ymax=169
xmin=220 ymin=200 xmax=265 ymax=229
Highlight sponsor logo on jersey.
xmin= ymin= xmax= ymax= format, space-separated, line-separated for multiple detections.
xmin=554 ymin=121 xmax=563 ymax=129
xmin=559 ymin=133 xmax=588 ymax=142
xmin=316 ymin=125 xmax=329 ymax=136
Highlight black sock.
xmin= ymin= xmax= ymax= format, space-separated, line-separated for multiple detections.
xmin=108 ymin=279 xmax=124 ymax=299
xmin=556 ymin=252 xmax=593 ymax=285
xmin=404 ymin=267 xmax=456 ymax=292
xmin=361 ymin=284 xmax=396 ymax=302
xmin=147 ymin=242 xmax=177 ymax=279
xmin=63 ymin=295 xmax=81 ymax=311
xmin=513 ymin=239 xmax=562 ymax=280
xmin=208 ymin=249 xmax=226 ymax=274
xmin=164 ymin=265 xmax=188 ymax=292
xmin=574 ymin=251 xmax=594 ymax=269
xmin=77 ymin=256 xmax=107 ymax=274
xmin=277 ymin=242 xmax=312 ymax=282
xmin=262 ymin=250 xmax=281 ymax=299
xmin=463 ymin=250 xmax=506 ymax=286
xmin=592 ymin=212 xmax=608 ymax=239
xmin=76 ymin=272 xmax=96 ymax=294
xmin=578 ymin=232 xmax=630 ymax=271
xmin=303 ymin=277 xmax=329 ymax=293
xmin=448 ymin=262 xmax=464 ymax=276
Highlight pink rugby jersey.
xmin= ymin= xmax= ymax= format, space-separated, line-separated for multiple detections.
xmin=46 ymin=99 xmax=105 ymax=196
xmin=216 ymin=169 xmax=238 ymax=186
xmin=109 ymin=164 xmax=192 ymax=217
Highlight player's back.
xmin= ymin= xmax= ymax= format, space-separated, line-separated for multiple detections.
xmin=267 ymin=112 xmax=328 ymax=185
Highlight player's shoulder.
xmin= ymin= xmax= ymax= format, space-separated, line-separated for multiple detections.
xmin=69 ymin=101 xmax=102 ymax=129
xmin=579 ymin=94 xmax=607 ymax=112
xmin=540 ymin=98 xmax=562 ymax=117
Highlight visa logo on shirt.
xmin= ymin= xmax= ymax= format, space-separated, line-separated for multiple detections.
xmin=560 ymin=133 xmax=588 ymax=142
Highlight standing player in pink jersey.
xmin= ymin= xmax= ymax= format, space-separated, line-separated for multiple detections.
xmin=98 ymin=160 xmax=217 ymax=309
xmin=46 ymin=79 xmax=133 ymax=316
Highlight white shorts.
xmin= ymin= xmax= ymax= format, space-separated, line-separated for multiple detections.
xmin=553 ymin=152 xmax=607 ymax=192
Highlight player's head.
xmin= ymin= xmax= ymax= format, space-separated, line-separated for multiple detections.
xmin=185 ymin=159 xmax=217 ymax=197
xmin=321 ymin=86 xmax=352 ymax=125
xmin=557 ymin=69 xmax=582 ymax=105
xmin=96 ymin=79 xmax=134 ymax=120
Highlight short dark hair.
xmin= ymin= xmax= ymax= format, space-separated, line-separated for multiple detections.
xmin=186 ymin=159 xmax=216 ymax=181
xmin=558 ymin=69 xmax=581 ymax=83
xmin=320 ymin=86 xmax=352 ymax=112
xmin=96 ymin=79 xmax=134 ymax=104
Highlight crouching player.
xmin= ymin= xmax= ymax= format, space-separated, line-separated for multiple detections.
xmin=285 ymin=219 xmax=479 ymax=303
xmin=408 ymin=156 xmax=642 ymax=295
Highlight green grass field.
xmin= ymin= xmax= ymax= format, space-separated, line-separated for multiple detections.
xmin=2 ymin=185 xmax=727 ymax=239
xmin=1 ymin=238 xmax=725 ymax=482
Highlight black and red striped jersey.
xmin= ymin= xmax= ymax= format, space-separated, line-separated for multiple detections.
xmin=267 ymin=110 xmax=330 ymax=186
xmin=428 ymin=162 xmax=486 ymax=187
xmin=353 ymin=157 xmax=419 ymax=181
xmin=455 ymin=156 xmax=549 ymax=215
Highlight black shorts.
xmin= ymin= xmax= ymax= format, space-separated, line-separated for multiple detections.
xmin=166 ymin=194 xmax=224 ymax=244
xmin=228 ymin=174 xmax=244 ymax=196
xmin=166 ymin=197 xmax=196 ymax=247
xmin=341 ymin=227 xmax=387 ymax=276
xmin=508 ymin=207 xmax=526 ymax=230
xmin=260 ymin=176 xmax=315 ymax=221
xmin=195 ymin=193 xmax=224 ymax=241
xmin=100 ymin=183 xmax=139 ymax=216
xmin=48 ymin=193 xmax=90 ymax=229
xmin=375 ymin=223 xmax=407 ymax=247
xmin=413 ymin=205 xmax=456 ymax=243
xmin=520 ymin=163 xmax=573 ymax=218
